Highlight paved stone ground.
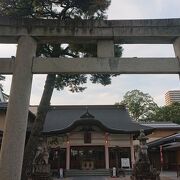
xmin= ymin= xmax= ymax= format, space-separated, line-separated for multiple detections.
xmin=52 ymin=171 xmax=178 ymax=180
xmin=53 ymin=176 xmax=178 ymax=180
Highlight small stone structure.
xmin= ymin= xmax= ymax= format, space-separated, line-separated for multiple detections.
xmin=131 ymin=130 xmax=160 ymax=180
xmin=32 ymin=138 xmax=51 ymax=180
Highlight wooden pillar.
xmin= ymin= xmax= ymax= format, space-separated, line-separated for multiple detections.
xmin=130 ymin=135 xmax=135 ymax=167
xmin=66 ymin=134 xmax=70 ymax=170
xmin=0 ymin=36 xmax=37 ymax=180
xmin=105 ymin=145 xmax=109 ymax=169
xmin=105 ymin=133 xmax=109 ymax=169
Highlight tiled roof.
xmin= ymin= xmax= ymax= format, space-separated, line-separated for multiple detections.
xmin=148 ymin=133 xmax=180 ymax=148
xmin=43 ymin=105 xmax=153 ymax=134
xmin=140 ymin=122 xmax=180 ymax=129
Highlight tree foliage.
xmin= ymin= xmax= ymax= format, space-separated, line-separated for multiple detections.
xmin=0 ymin=0 xmax=122 ymax=90
xmin=149 ymin=102 xmax=180 ymax=124
xmin=117 ymin=90 xmax=158 ymax=121
xmin=116 ymin=90 xmax=180 ymax=123
xmin=0 ymin=0 xmax=111 ymax=19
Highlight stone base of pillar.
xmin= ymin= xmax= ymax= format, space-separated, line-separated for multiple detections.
xmin=32 ymin=164 xmax=51 ymax=180
xmin=32 ymin=174 xmax=51 ymax=180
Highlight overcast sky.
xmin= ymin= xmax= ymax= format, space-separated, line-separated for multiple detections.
xmin=1 ymin=0 xmax=180 ymax=106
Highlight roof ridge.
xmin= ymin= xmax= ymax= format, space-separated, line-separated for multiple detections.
xmin=48 ymin=104 xmax=126 ymax=110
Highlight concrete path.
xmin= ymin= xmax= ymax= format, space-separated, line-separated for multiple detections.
xmin=160 ymin=171 xmax=178 ymax=180
xmin=54 ymin=177 xmax=125 ymax=180
xmin=54 ymin=176 xmax=178 ymax=180
xmin=53 ymin=171 xmax=179 ymax=180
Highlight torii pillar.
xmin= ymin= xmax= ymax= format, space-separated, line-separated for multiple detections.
xmin=97 ymin=40 xmax=114 ymax=170
xmin=174 ymin=37 xmax=180 ymax=59
xmin=0 ymin=36 xmax=37 ymax=180
xmin=173 ymin=37 xmax=180 ymax=79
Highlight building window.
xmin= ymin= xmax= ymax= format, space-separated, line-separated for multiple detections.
xmin=84 ymin=131 xmax=91 ymax=144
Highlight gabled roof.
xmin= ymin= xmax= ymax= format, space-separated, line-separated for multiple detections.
xmin=43 ymin=105 xmax=153 ymax=135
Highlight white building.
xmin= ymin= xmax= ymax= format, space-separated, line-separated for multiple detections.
xmin=165 ymin=90 xmax=180 ymax=105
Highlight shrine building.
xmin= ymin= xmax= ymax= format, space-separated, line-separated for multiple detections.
xmin=2 ymin=103 xmax=180 ymax=174
xmin=42 ymin=105 xmax=152 ymax=171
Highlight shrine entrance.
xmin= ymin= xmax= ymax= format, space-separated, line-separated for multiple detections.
xmin=70 ymin=146 xmax=105 ymax=169
xmin=49 ymin=148 xmax=66 ymax=170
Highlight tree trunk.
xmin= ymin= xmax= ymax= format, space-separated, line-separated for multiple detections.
xmin=21 ymin=74 xmax=56 ymax=180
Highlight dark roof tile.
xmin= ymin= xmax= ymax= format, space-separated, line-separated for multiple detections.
xmin=43 ymin=105 xmax=153 ymax=134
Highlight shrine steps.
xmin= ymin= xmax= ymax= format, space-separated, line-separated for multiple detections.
xmin=65 ymin=169 xmax=111 ymax=177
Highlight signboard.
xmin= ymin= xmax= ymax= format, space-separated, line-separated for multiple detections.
xmin=47 ymin=136 xmax=65 ymax=148
xmin=121 ymin=158 xmax=130 ymax=168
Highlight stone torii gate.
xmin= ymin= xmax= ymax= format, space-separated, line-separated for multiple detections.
xmin=0 ymin=16 xmax=180 ymax=180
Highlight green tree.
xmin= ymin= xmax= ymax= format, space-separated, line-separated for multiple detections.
xmin=117 ymin=90 xmax=158 ymax=121
xmin=0 ymin=0 xmax=122 ymax=179
xmin=149 ymin=102 xmax=180 ymax=124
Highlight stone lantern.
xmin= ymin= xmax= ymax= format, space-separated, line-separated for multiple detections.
xmin=131 ymin=130 xmax=160 ymax=180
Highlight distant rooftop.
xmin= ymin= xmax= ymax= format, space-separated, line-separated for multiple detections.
xmin=140 ymin=121 xmax=180 ymax=129
xmin=148 ymin=133 xmax=180 ymax=149
xmin=0 ymin=102 xmax=35 ymax=118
